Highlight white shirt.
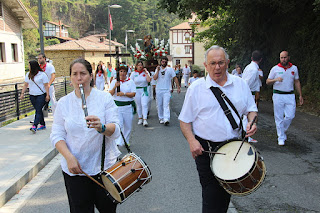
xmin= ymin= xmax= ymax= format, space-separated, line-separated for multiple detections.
xmin=24 ymin=71 xmax=49 ymax=95
xmin=42 ymin=63 xmax=55 ymax=82
xmin=242 ymin=61 xmax=260 ymax=92
xmin=182 ymin=66 xmax=191 ymax=75
xmin=95 ymin=71 xmax=105 ymax=81
xmin=233 ymin=72 xmax=242 ymax=78
xmin=268 ymin=64 xmax=299 ymax=92
xmin=155 ymin=66 xmax=176 ymax=91
xmin=130 ymin=71 xmax=150 ymax=87
xmin=110 ymin=79 xmax=136 ymax=102
xmin=150 ymin=71 xmax=157 ymax=86
xmin=258 ymin=70 xmax=263 ymax=87
xmin=179 ymin=74 xmax=257 ymax=142
xmin=188 ymin=77 xmax=199 ymax=85
xmin=50 ymin=88 xmax=121 ymax=176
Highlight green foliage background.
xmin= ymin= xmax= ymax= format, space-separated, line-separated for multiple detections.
xmin=159 ymin=0 xmax=320 ymax=114
xmin=21 ymin=0 xmax=182 ymax=69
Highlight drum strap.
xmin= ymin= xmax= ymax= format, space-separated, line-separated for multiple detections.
xmin=100 ymin=130 xmax=132 ymax=172
xmin=210 ymin=87 xmax=245 ymax=138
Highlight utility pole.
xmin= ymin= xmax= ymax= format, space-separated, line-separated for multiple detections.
xmin=38 ymin=0 xmax=44 ymax=54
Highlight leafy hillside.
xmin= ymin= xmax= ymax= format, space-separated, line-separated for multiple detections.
xmin=22 ymin=0 xmax=182 ymax=64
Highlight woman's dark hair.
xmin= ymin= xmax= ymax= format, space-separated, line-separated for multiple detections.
xmin=95 ymin=64 xmax=105 ymax=76
xmin=117 ymin=64 xmax=128 ymax=72
xmin=69 ymin=58 xmax=94 ymax=87
xmin=28 ymin=60 xmax=42 ymax=80
xmin=135 ymin=60 xmax=144 ymax=70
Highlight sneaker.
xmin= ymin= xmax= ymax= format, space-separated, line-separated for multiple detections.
xmin=248 ymin=137 xmax=258 ymax=143
xmin=278 ymin=140 xmax=285 ymax=146
xmin=143 ymin=120 xmax=148 ymax=127
xmin=37 ymin=125 xmax=46 ymax=130
xmin=159 ymin=119 xmax=164 ymax=124
xmin=164 ymin=120 xmax=170 ymax=126
xmin=30 ymin=125 xmax=37 ymax=133
xmin=137 ymin=119 xmax=143 ymax=125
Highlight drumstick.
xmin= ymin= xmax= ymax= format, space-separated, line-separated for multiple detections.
xmin=82 ymin=171 xmax=106 ymax=190
xmin=203 ymin=151 xmax=226 ymax=155
xmin=233 ymin=115 xmax=257 ymax=161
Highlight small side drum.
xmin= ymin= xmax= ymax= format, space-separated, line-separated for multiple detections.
xmin=101 ymin=153 xmax=152 ymax=203
xmin=210 ymin=141 xmax=266 ymax=196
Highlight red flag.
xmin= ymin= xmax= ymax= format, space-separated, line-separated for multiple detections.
xmin=109 ymin=13 xmax=113 ymax=31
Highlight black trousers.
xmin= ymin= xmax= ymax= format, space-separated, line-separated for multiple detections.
xmin=195 ymin=136 xmax=231 ymax=213
xmin=63 ymin=172 xmax=117 ymax=213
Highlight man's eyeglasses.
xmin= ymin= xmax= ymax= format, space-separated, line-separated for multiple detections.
xmin=208 ymin=61 xmax=226 ymax=67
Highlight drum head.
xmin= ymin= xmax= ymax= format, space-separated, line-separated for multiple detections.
xmin=211 ymin=141 xmax=256 ymax=181
xmin=101 ymin=174 xmax=122 ymax=203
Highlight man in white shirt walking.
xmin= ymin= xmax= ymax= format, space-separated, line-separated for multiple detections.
xmin=242 ymin=50 xmax=263 ymax=102
xmin=266 ymin=51 xmax=303 ymax=146
xmin=38 ymin=53 xmax=57 ymax=114
xmin=182 ymin=64 xmax=191 ymax=88
xmin=179 ymin=45 xmax=258 ymax=213
xmin=153 ymin=56 xmax=181 ymax=125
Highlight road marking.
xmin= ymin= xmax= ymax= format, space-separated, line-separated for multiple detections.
xmin=0 ymin=154 xmax=62 ymax=213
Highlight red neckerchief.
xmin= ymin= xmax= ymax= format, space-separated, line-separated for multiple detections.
xmin=98 ymin=70 xmax=102 ymax=77
xmin=277 ymin=62 xmax=293 ymax=70
xmin=120 ymin=78 xmax=130 ymax=83
xmin=40 ymin=63 xmax=47 ymax=72
xmin=135 ymin=69 xmax=144 ymax=74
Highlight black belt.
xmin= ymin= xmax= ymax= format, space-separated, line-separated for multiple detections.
xmin=195 ymin=135 xmax=237 ymax=152
xmin=273 ymin=89 xmax=294 ymax=94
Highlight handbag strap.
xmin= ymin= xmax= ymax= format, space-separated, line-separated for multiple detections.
xmin=32 ymin=78 xmax=46 ymax=94
xmin=210 ymin=86 xmax=245 ymax=138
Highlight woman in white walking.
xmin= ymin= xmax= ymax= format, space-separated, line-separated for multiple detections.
xmin=94 ymin=64 xmax=106 ymax=91
xmin=130 ymin=61 xmax=151 ymax=127
xmin=109 ymin=65 xmax=136 ymax=146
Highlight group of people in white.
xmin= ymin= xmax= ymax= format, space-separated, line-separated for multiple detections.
xmin=231 ymin=50 xmax=303 ymax=145
xmin=91 ymin=57 xmax=203 ymax=147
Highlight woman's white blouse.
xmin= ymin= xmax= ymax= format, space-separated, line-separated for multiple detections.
xmin=50 ymin=88 xmax=121 ymax=176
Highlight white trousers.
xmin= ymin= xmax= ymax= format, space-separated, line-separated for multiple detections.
xmin=156 ymin=89 xmax=171 ymax=121
xmin=148 ymin=85 xmax=152 ymax=112
xmin=272 ymin=93 xmax=296 ymax=142
xmin=49 ymin=85 xmax=57 ymax=115
xmin=96 ymin=79 xmax=105 ymax=91
xmin=115 ymin=105 xmax=133 ymax=146
xmin=135 ymin=88 xmax=149 ymax=119
xmin=183 ymin=75 xmax=189 ymax=87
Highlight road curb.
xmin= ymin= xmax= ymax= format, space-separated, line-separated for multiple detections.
xmin=0 ymin=147 xmax=58 ymax=208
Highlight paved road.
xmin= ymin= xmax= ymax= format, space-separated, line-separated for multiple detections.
xmin=9 ymin=86 xmax=320 ymax=213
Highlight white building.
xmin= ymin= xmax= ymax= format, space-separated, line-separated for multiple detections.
xmin=169 ymin=17 xmax=207 ymax=71
xmin=0 ymin=0 xmax=37 ymax=82
xmin=169 ymin=22 xmax=193 ymax=67
xmin=43 ymin=20 xmax=74 ymax=43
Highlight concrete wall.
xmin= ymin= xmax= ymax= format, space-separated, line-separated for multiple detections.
xmin=45 ymin=50 xmax=117 ymax=77
xmin=193 ymin=25 xmax=208 ymax=71
xmin=0 ymin=4 xmax=25 ymax=82
xmin=45 ymin=50 xmax=84 ymax=77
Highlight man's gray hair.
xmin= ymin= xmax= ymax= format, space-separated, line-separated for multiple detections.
xmin=204 ymin=45 xmax=229 ymax=62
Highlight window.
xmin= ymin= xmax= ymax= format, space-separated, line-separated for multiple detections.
xmin=176 ymin=59 xmax=181 ymax=65
xmin=185 ymin=45 xmax=192 ymax=54
xmin=0 ymin=43 xmax=5 ymax=62
xmin=11 ymin=43 xmax=18 ymax=62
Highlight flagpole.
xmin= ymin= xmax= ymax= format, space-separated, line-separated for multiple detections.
xmin=108 ymin=6 xmax=111 ymax=63
xmin=108 ymin=4 xmax=122 ymax=64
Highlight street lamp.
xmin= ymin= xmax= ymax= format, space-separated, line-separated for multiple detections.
xmin=125 ymin=30 xmax=135 ymax=63
xmin=108 ymin=4 xmax=122 ymax=63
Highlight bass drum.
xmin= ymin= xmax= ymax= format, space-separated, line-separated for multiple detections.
xmin=210 ymin=141 xmax=266 ymax=196
xmin=101 ymin=153 xmax=152 ymax=203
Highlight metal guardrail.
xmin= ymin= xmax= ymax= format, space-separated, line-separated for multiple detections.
xmin=0 ymin=76 xmax=73 ymax=123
